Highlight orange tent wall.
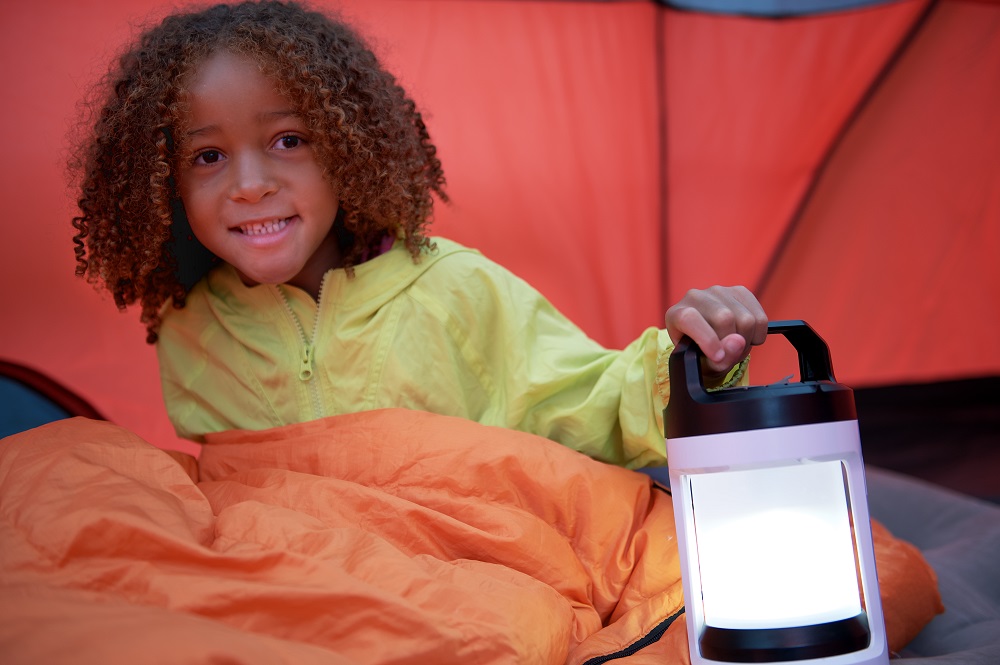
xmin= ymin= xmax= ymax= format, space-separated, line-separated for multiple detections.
xmin=759 ymin=0 xmax=1000 ymax=386
xmin=661 ymin=0 xmax=1000 ymax=385
xmin=0 ymin=0 xmax=997 ymax=454
xmin=662 ymin=0 xmax=930 ymax=301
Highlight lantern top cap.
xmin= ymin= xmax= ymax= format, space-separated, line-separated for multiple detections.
xmin=666 ymin=320 xmax=857 ymax=438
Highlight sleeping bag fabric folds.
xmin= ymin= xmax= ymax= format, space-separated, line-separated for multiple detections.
xmin=0 ymin=410 xmax=942 ymax=663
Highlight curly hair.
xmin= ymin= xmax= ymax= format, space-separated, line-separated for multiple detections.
xmin=70 ymin=0 xmax=447 ymax=343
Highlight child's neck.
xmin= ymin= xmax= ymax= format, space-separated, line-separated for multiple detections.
xmin=286 ymin=235 xmax=344 ymax=301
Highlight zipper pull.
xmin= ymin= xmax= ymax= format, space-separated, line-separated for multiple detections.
xmin=298 ymin=343 xmax=315 ymax=381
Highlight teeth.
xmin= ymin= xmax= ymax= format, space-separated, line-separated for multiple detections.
xmin=239 ymin=218 xmax=289 ymax=236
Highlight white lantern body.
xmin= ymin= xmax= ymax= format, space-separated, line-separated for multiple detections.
xmin=665 ymin=321 xmax=889 ymax=665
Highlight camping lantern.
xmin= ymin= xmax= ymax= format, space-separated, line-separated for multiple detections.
xmin=665 ymin=320 xmax=888 ymax=665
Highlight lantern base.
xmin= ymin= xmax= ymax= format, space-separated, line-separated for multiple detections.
xmin=700 ymin=612 xmax=871 ymax=663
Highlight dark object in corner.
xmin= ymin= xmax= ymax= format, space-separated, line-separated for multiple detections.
xmin=0 ymin=359 xmax=106 ymax=438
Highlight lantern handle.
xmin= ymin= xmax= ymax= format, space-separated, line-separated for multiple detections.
xmin=765 ymin=320 xmax=837 ymax=383
xmin=672 ymin=319 xmax=836 ymax=397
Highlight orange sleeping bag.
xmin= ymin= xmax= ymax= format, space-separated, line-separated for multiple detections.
xmin=0 ymin=410 xmax=941 ymax=663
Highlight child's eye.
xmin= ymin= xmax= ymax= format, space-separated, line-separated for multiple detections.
xmin=194 ymin=150 xmax=224 ymax=165
xmin=274 ymin=135 xmax=304 ymax=150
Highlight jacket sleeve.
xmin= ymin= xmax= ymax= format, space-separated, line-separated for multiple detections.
xmin=415 ymin=250 xmax=673 ymax=468
xmin=499 ymin=291 xmax=673 ymax=469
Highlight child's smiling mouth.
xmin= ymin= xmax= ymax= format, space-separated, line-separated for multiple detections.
xmin=235 ymin=217 xmax=293 ymax=236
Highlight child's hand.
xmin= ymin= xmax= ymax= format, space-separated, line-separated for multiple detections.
xmin=665 ymin=286 xmax=768 ymax=383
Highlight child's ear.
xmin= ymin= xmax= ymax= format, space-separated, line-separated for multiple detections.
xmin=167 ymin=196 xmax=218 ymax=289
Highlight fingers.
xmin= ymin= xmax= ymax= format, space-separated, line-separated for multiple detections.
xmin=665 ymin=285 xmax=768 ymax=376
xmin=666 ymin=302 xmax=728 ymax=362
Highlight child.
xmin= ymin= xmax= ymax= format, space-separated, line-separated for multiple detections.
xmin=71 ymin=0 xmax=767 ymax=468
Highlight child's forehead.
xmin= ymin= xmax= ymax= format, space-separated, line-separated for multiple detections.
xmin=171 ymin=55 xmax=332 ymax=143
xmin=178 ymin=50 xmax=289 ymax=99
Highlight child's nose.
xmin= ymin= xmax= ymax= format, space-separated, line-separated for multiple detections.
xmin=229 ymin=153 xmax=278 ymax=202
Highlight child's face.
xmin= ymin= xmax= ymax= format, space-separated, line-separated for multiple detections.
xmin=176 ymin=50 xmax=341 ymax=296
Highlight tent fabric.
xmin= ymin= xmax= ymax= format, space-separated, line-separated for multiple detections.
xmin=758 ymin=0 xmax=1000 ymax=385
xmin=0 ymin=0 xmax=997 ymax=455
xmin=661 ymin=0 xmax=931 ymax=303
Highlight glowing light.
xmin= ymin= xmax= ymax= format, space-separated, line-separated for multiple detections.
xmin=689 ymin=461 xmax=861 ymax=629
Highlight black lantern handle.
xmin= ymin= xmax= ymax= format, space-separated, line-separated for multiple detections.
xmin=673 ymin=319 xmax=836 ymax=399
xmin=764 ymin=320 xmax=837 ymax=383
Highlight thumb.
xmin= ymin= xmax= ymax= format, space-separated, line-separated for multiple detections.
xmin=722 ymin=333 xmax=748 ymax=360
xmin=704 ymin=334 xmax=748 ymax=375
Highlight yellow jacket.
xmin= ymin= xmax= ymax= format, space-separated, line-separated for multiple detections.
xmin=157 ymin=237 xmax=672 ymax=467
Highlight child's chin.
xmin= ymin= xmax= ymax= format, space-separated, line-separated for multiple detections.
xmin=235 ymin=268 xmax=295 ymax=288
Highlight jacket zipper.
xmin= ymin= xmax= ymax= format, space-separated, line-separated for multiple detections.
xmin=276 ymin=274 xmax=329 ymax=420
